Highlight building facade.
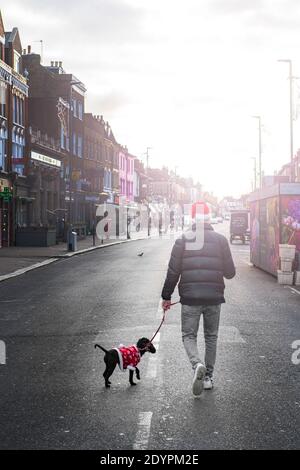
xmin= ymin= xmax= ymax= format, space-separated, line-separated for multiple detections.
xmin=84 ymin=113 xmax=119 ymax=231
xmin=133 ymin=158 xmax=148 ymax=203
xmin=0 ymin=11 xmax=28 ymax=247
xmin=21 ymin=52 xmax=87 ymax=242
xmin=119 ymin=147 xmax=135 ymax=204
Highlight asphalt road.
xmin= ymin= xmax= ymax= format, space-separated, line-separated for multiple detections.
xmin=0 ymin=223 xmax=300 ymax=450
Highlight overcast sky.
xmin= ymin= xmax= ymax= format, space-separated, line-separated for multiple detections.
xmin=4 ymin=0 xmax=300 ymax=198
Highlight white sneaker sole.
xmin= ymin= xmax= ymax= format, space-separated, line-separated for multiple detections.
xmin=192 ymin=364 xmax=206 ymax=397
xmin=204 ymin=381 xmax=213 ymax=390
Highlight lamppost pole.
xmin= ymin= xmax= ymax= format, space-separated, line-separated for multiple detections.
xmin=145 ymin=147 xmax=152 ymax=236
xmin=252 ymin=115 xmax=262 ymax=189
xmin=251 ymin=157 xmax=257 ymax=191
xmin=278 ymin=59 xmax=295 ymax=182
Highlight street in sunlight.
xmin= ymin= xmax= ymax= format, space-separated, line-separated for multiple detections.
xmin=1 ymin=1 xmax=300 ymax=459
xmin=0 ymin=221 xmax=300 ymax=450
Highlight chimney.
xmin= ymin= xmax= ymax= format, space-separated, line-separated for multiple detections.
xmin=27 ymin=45 xmax=31 ymax=54
xmin=51 ymin=61 xmax=54 ymax=67
xmin=59 ymin=61 xmax=62 ymax=67
xmin=55 ymin=61 xmax=59 ymax=67
xmin=23 ymin=49 xmax=26 ymax=55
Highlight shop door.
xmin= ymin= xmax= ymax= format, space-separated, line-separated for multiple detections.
xmin=0 ymin=207 xmax=9 ymax=247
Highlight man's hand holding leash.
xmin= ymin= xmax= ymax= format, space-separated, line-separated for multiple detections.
xmin=162 ymin=300 xmax=172 ymax=311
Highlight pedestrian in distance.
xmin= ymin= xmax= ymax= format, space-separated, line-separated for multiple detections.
xmin=161 ymin=201 xmax=236 ymax=397
xmin=103 ymin=210 xmax=110 ymax=240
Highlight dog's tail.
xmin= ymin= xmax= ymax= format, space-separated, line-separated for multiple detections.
xmin=94 ymin=343 xmax=108 ymax=353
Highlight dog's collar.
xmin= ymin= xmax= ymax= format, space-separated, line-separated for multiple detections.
xmin=138 ymin=342 xmax=152 ymax=352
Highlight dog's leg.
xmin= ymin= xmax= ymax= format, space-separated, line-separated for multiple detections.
xmin=129 ymin=369 xmax=137 ymax=386
xmin=135 ymin=367 xmax=140 ymax=381
xmin=103 ymin=363 xmax=116 ymax=388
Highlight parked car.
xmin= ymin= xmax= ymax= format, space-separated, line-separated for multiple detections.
xmin=217 ymin=216 xmax=223 ymax=223
xmin=210 ymin=217 xmax=218 ymax=224
xmin=230 ymin=210 xmax=250 ymax=244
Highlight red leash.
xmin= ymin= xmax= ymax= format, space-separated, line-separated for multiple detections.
xmin=149 ymin=301 xmax=180 ymax=344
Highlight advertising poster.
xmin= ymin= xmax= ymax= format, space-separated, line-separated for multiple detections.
xmin=281 ymin=196 xmax=300 ymax=251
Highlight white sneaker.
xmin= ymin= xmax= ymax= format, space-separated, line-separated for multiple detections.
xmin=192 ymin=363 xmax=206 ymax=397
xmin=204 ymin=376 xmax=214 ymax=390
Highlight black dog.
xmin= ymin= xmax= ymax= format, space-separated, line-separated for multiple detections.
xmin=94 ymin=338 xmax=156 ymax=388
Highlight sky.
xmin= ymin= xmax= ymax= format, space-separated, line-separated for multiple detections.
xmin=4 ymin=0 xmax=300 ymax=199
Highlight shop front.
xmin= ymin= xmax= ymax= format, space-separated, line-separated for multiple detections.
xmin=0 ymin=177 xmax=12 ymax=248
xmin=15 ymin=150 xmax=64 ymax=246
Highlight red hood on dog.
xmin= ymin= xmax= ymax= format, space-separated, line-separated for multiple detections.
xmin=113 ymin=344 xmax=141 ymax=371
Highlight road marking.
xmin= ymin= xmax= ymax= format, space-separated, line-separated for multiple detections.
xmin=0 ymin=340 xmax=6 ymax=365
xmin=133 ymin=412 xmax=153 ymax=450
xmin=285 ymin=286 xmax=300 ymax=296
xmin=146 ymin=332 xmax=160 ymax=378
xmin=96 ymin=325 xmax=246 ymax=344
xmin=157 ymin=299 xmax=163 ymax=319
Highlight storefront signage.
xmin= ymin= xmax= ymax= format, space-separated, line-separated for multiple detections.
xmin=85 ymin=195 xmax=100 ymax=203
xmin=72 ymin=170 xmax=81 ymax=182
xmin=0 ymin=187 xmax=12 ymax=202
xmin=31 ymin=151 xmax=61 ymax=168
xmin=0 ymin=178 xmax=10 ymax=192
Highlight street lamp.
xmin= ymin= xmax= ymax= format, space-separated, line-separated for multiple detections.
xmin=251 ymin=115 xmax=262 ymax=189
xmin=278 ymin=59 xmax=295 ymax=182
xmin=144 ymin=147 xmax=152 ymax=236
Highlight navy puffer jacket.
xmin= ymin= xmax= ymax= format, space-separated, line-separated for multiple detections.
xmin=162 ymin=224 xmax=236 ymax=305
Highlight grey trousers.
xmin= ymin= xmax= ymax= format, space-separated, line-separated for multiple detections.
xmin=181 ymin=304 xmax=221 ymax=377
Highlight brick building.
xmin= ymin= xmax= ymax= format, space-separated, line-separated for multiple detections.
xmin=133 ymin=158 xmax=148 ymax=203
xmin=21 ymin=52 xmax=86 ymax=243
xmin=83 ymin=113 xmax=119 ymax=231
xmin=0 ymin=11 xmax=28 ymax=248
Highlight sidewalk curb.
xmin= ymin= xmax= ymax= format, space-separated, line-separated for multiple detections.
xmin=57 ymin=236 xmax=147 ymax=258
xmin=0 ymin=236 xmax=147 ymax=283
xmin=0 ymin=258 xmax=59 ymax=283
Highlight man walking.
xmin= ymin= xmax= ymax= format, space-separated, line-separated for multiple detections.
xmin=161 ymin=202 xmax=236 ymax=397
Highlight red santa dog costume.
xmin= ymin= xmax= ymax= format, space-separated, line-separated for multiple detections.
xmin=114 ymin=344 xmax=141 ymax=371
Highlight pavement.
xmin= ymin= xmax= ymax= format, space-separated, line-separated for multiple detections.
xmin=0 ymin=229 xmax=148 ymax=278
xmin=0 ymin=222 xmax=300 ymax=449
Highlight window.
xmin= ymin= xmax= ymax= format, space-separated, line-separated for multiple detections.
xmin=12 ymin=129 xmax=25 ymax=175
xmin=78 ymin=135 xmax=83 ymax=158
xmin=73 ymin=133 xmax=77 ymax=155
xmin=72 ymin=99 xmax=77 ymax=117
xmin=0 ymin=130 xmax=6 ymax=171
xmin=12 ymin=96 xmax=24 ymax=126
xmin=0 ymin=83 xmax=7 ymax=118
xmin=61 ymin=125 xmax=65 ymax=149
xmin=0 ymin=43 xmax=4 ymax=62
xmin=78 ymin=102 xmax=83 ymax=120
